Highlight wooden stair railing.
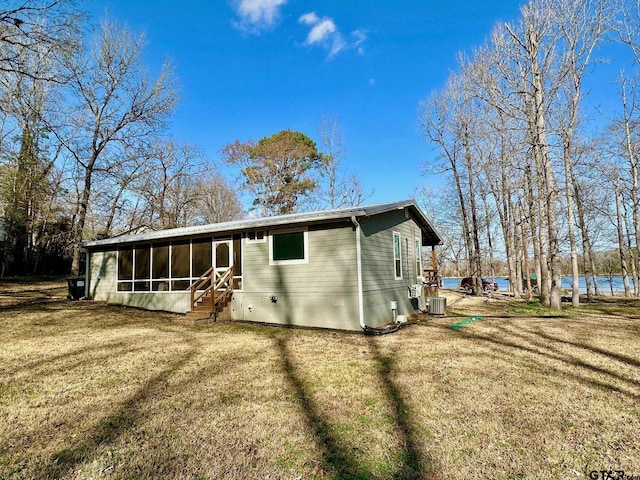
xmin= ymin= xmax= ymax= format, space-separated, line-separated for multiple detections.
xmin=212 ymin=266 xmax=234 ymax=311
xmin=190 ymin=266 xmax=214 ymax=310
xmin=422 ymin=269 xmax=440 ymax=286
xmin=422 ymin=269 xmax=440 ymax=296
xmin=188 ymin=266 xmax=234 ymax=319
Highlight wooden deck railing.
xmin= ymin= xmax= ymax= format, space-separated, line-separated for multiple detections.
xmin=422 ymin=269 xmax=440 ymax=286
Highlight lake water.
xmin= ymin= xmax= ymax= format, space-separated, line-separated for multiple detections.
xmin=441 ymin=275 xmax=633 ymax=293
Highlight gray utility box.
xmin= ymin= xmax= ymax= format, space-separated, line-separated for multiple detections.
xmin=427 ymin=297 xmax=446 ymax=315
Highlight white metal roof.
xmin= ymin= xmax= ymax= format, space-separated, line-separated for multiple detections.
xmin=80 ymin=199 xmax=442 ymax=248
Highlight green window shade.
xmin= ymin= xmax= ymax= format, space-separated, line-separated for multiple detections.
xmin=118 ymin=248 xmax=133 ymax=281
xmin=272 ymin=232 xmax=304 ymax=261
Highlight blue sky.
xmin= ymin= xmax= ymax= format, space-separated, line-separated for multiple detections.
xmin=85 ymin=1 xmax=541 ymax=205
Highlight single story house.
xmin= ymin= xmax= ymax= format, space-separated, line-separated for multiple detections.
xmin=80 ymin=200 xmax=443 ymax=331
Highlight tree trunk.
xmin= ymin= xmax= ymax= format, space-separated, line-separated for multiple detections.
xmin=614 ymin=180 xmax=631 ymax=297
xmin=528 ymin=24 xmax=562 ymax=310
xmin=574 ymin=182 xmax=596 ymax=301
xmin=70 ymin=164 xmax=93 ymax=276
xmin=524 ymin=164 xmax=544 ymax=301
xmin=463 ymin=127 xmax=483 ymax=293
xmin=563 ymin=136 xmax=580 ymax=306
xmin=451 ymin=161 xmax=473 ymax=277
xmin=520 ymin=205 xmax=533 ymax=300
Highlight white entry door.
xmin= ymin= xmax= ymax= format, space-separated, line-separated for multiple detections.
xmin=214 ymin=240 xmax=233 ymax=286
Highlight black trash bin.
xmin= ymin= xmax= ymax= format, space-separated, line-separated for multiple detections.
xmin=67 ymin=277 xmax=86 ymax=300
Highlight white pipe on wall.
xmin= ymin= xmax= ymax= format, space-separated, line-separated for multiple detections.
xmin=351 ymin=216 xmax=366 ymax=330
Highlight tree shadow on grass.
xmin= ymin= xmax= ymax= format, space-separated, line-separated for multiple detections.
xmin=268 ymin=239 xmax=440 ymax=479
xmin=499 ymin=323 xmax=639 ymax=391
xmin=530 ymin=327 xmax=640 ymax=369
xmin=454 ymin=322 xmax=639 ymax=399
xmin=271 ymin=269 xmax=438 ymax=480
xmin=2 ymin=339 xmax=142 ymax=377
xmin=367 ymin=337 xmax=438 ymax=479
xmin=274 ymin=332 xmax=439 ymax=479
xmin=274 ymin=335 xmax=366 ymax=479
xmin=33 ymin=345 xmax=198 ymax=479
xmin=0 ymin=297 xmax=67 ymax=312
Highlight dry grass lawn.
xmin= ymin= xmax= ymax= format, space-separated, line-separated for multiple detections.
xmin=1 ymin=279 xmax=639 ymax=479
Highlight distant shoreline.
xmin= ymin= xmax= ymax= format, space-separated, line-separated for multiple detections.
xmin=440 ymin=275 xmax=634 ymax=294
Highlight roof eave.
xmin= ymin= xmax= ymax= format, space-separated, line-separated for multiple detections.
xmin=79 ymin=199 xmax=443 ymax=249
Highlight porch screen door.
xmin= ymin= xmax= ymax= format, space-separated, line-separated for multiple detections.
xmin=214 ymin=240 xmax=232 ymax=288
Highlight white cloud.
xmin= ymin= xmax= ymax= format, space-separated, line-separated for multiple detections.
xmin=232 ymin=0 xmax=287 ymax=34
xmin=299 ymin=12 xmax=319 ymax=25
xmin=307 ymin=19 xmax=337 ymax=44
xmin=298 ymin=11 xmax=367 ymax=58
xmin=352 ymin=29 xmax=367 ymax=55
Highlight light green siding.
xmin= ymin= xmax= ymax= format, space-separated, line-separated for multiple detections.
xmin=359 ymin=209 xmax=422 ymax=326
xmin=232 ymin=222 xmax=360 ymax=330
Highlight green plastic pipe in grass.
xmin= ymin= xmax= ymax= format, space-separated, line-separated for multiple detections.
xmin=448 ymin=316 xmax=483 ymax=330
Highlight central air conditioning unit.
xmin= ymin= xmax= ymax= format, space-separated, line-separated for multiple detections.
xmin=427 ymin=296 xmax=446 ymax=315
xmin=408 ymin=284 xmax=427 ymax=312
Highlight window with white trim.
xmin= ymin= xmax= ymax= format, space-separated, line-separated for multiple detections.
xmin=415 ymin=238 xmax=422 ymax=281
xmin=246 ymin=230 xmax=266 ymax=243
xmin=393 ymin=232 xmax=402 ymax=279
xmin=269 ymin=228 xmax=308 ymax=265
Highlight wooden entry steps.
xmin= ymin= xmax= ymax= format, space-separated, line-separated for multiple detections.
xmin=183 ymin=266 xmax=234 ymax=326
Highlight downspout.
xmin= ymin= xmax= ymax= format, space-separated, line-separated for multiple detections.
xmin=351 ymin=216 xmax=366 ymax=330
xmin=351 ymin=216 xmax=401 ymax=335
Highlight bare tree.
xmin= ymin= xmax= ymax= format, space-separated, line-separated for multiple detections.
xmin=420 ymin=77 xmax=479 ymax=284
xmin=418 ymin=0 xmax=635 ymax=302
xmin=572 ymin=145 xmax=604 ymax=299
xmin=617 ymin=0 xmax=640 ymax=64
xmin=194 ymin=173 xmax=243 ymax=224
xmin=0 ymin=21 xmax=65 ymax=275
xmin=504 ymin=5 xmax=566 ymax=309
xmin=414 ymin=184 xmax=465 ymax=278
xmin=53 ymin=19 xmax=177 ymax=275
xmin=612 ymin=169 xmax=632 ymax=296
xmin=0 ymin=0 xmax=80 ymax=80
xmin=461 ymin=45 xmax=531 ymax=297
xmin=315 ymin=114 xmax=369 ymax=209
xmin=553 ymin=0 xmax=611 ymax=305
xmin=600 ymin=73 xmax=640 ymax=296
xmin=123 ymin=142 xmax=242 ymax=230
